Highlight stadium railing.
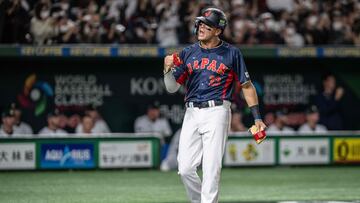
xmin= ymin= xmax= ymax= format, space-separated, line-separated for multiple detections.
xmin=0 ymin=131 xmax=359 ymax=170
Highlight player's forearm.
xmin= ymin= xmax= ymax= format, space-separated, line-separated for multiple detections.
xmin=164 ymin=71 xmax=181 ymax=93
xmin=242 ymin=82 xmax=262 ymax=120
xmin=242 ymin=82 xmax=258 ymax=107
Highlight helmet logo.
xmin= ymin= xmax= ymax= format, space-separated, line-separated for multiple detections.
xmin=219 ymin=19 xmax=226 ymax=26
xmin=204 ymin=11 xmax=211 ymax=17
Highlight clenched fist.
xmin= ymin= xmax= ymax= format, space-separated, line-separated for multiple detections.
xmin=164 ymin=55 xmax=174 ymax=74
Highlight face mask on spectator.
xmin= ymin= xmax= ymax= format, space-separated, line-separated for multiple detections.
xmin=265 ymin=20 xmax=275 ymax=30
xmin=308 ymin=15 xmax=318 ymax=27
xmin=135 ymin=27 xmax=145 ymax=37
xmin=333 ymin=21 xmax=343 ymax=31
xmin=89 ymin=5 xmax=98 ymax=13
xmin=233 ymin=20 xmax=245 ymax=31
xmin=286 ymin=27 xmax=295 ymax=36
xmin=84 ymin=25 xmax=91 ymax=34
xmin=61 ymin=3 xmax=69 ymax=11
xmin=83 ymin=15 xmax=91 ymax=22
xmin=92 ymin=22 xmax=100 ymax=28
xmin=60 ymin=24 xmax=69 ymax=33
xmin=41 ymin=10 xmax=50 ymax=19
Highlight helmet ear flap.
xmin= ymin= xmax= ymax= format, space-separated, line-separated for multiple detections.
xmin=193 ymin=19 xmax=200 ymax=35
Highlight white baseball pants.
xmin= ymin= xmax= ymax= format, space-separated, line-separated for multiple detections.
xmin=177 ymin=101 xmax=231 ymax=203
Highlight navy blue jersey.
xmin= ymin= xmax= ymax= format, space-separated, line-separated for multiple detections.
xmin=173 ymin=41 xmax=250 ymax=103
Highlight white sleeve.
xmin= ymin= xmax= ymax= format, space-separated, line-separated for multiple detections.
xmin=164 ymin=71 xmax=181 ymax=93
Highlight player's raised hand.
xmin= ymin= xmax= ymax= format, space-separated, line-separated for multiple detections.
xmin=335 ymin=87 xmax=344 ymax=101
xmin=164 ymin=55 xmax=174 ymax=73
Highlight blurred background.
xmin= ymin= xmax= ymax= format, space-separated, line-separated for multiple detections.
xmin=0 ymin=0 xmax=359 ymax=202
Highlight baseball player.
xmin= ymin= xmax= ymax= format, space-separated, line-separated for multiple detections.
xmin=163 ymin=8 xmax=266 ymax=203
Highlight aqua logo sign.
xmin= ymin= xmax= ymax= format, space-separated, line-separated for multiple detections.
xmin=40 ymin=143 xmax=94 ymax=169
xmin=17 ymin=74 xmax=53 ymax=116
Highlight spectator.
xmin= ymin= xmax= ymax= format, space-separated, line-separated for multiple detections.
xmin=156 ymin=1 xmax=180 ymax=46
xmin=103 ymin=0 xmax=137 ymax=22
xmin=315 ymin=73 xmax=344 ymax=130
xmin=264 ymin=112 xmax=275 ymax=126
xmin=230 ymin=110 xmax=247 ymax=133
xmin=76 ymin=105 xmax=111 ymax=134
xmin=30 ymin=2 xmax=58 ymax=44
xmin=64 ymin=112 xmax=81 ymax=133
xmin=256 ymin=12 xmax=284 ymax=44
xmin=38 ymin=109 xmax=68 ymax=136
xmin=298 ymin=105 xmax=327 ymax=133
xmin=0 ymin=0 xmax=30 ymax=43
xmin=284 ymin=22 xmax=304 ymax=47
xmin=78 ymin=114 xmax=95 ymax=135
xmin=12 ymin=103 xmax=33 ymax=135
xmin=266 ymin=109 xmax=295 ymax=134
xmin=79 ymin=8 xmax=101 ymax=43
xmin=0 ymin=107 xmax=16 ymax=137
xmin=266 ymin=0 xmax=295 ymax=13
xmin=160 ymin=128 xmax=181 ymax=172
xmin=54 ymin=14 xmax=78 ymax=43
xmin=1 ymin=0 xmax=360 ymax=45
xmin=100 ymin=19 xmax=126 ymax=44
xmin=134 ymin=101 xmax=172 ymax=138
xmin=57 ymin=112 xmax=68 ymax=132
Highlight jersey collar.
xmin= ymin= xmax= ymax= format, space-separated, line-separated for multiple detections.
xmin=198 ymin=40 xmax=224 ymax=53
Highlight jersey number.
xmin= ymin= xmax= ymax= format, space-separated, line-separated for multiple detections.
xmin=209 ymin=75 xmax=221 ymax=87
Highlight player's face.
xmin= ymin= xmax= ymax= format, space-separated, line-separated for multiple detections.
xmin=82 ymin=116 xmax=94 ymax=133
xmin=307 ymin=112 xmax=319 ymax=124
xmin=147 ymin=108 xmax=160 ymax=121
xmin=2 ymin=116 xmax=15 ymax=127
xmin=49 ymin=116 xmax=60 ymax=128
xmin=197 ymin=22 xmax=219 ymax=41
xmin=323 ymin=76 xmax=336 ymax=91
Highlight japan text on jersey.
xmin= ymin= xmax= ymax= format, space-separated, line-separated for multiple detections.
xmin=172 ymin=41 xmax=250 ymax=103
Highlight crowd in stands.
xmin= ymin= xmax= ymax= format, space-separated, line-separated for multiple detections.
xmin=0 ymin=0 xmax=360 ymax=46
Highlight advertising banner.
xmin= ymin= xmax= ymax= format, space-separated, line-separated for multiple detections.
xmin=0 ymin=56 xmax=359 ymax=134
xmin=224 ymin=139 xmax=275 ymax=166
xmin=0 ymin=143 xmax=35 ymax=170
xmin=279 ymin=138 xmax=329 ymax=164
xmin=99 ymin=141 xmax=152 ymax=168
xmin=40 ymin=143 xmax=95 ymax=169
xmin=334 ymin=138 xmax=360 ymax=163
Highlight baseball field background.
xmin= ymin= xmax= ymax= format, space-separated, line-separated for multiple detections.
xmin=1 ymin=167 xmax=359 ymax=203
xmin=0 ymin=46 xmax=360 ymax=203
xmin=0 ymin=47 xmax=359 ymax=133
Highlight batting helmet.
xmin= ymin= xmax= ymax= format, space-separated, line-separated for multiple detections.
xmin=194 ymin=8 xmax=227 ymax=35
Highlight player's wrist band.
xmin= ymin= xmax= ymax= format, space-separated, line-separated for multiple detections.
xmin=163 ymin=68 xmax=171 ymax=75
xmin=250 ymin=105 xmax=262 ymax=120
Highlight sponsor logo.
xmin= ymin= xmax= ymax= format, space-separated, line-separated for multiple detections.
xmin=40 ymin=143 xmax=94 ymax=169
xmin=228 ymin=143 xmax=237 ymax=161
xmin=334 ymin=138 xmax=360 ymax=163
xmin=0 ymin=143 xmax=35 ymax=169
xmin=204 ymin=11 xmax=211 ymax=17
xmin=280 ymin=139 xmax=329 ymax=164
xmin=219 ymin=19 xmax=226 ymax=26
xmin=242 ymin=143 xmax=258 ymax=161
xmin=17 ymin=74 xmax=53 ymax=116
xmin=99 ymin=142 xmax=153 ymax=168
xmin=54 ymin=74 xmax=112 ymax=106
xmin=224 ymin=139 xmax=275 ymax=166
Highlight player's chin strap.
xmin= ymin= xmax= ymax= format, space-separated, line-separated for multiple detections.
xmin=193 ymin=19 xmax=200 ymax=35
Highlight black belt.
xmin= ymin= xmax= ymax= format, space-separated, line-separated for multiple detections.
xmin=185 ymin=100 xmax=223 ymax=109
